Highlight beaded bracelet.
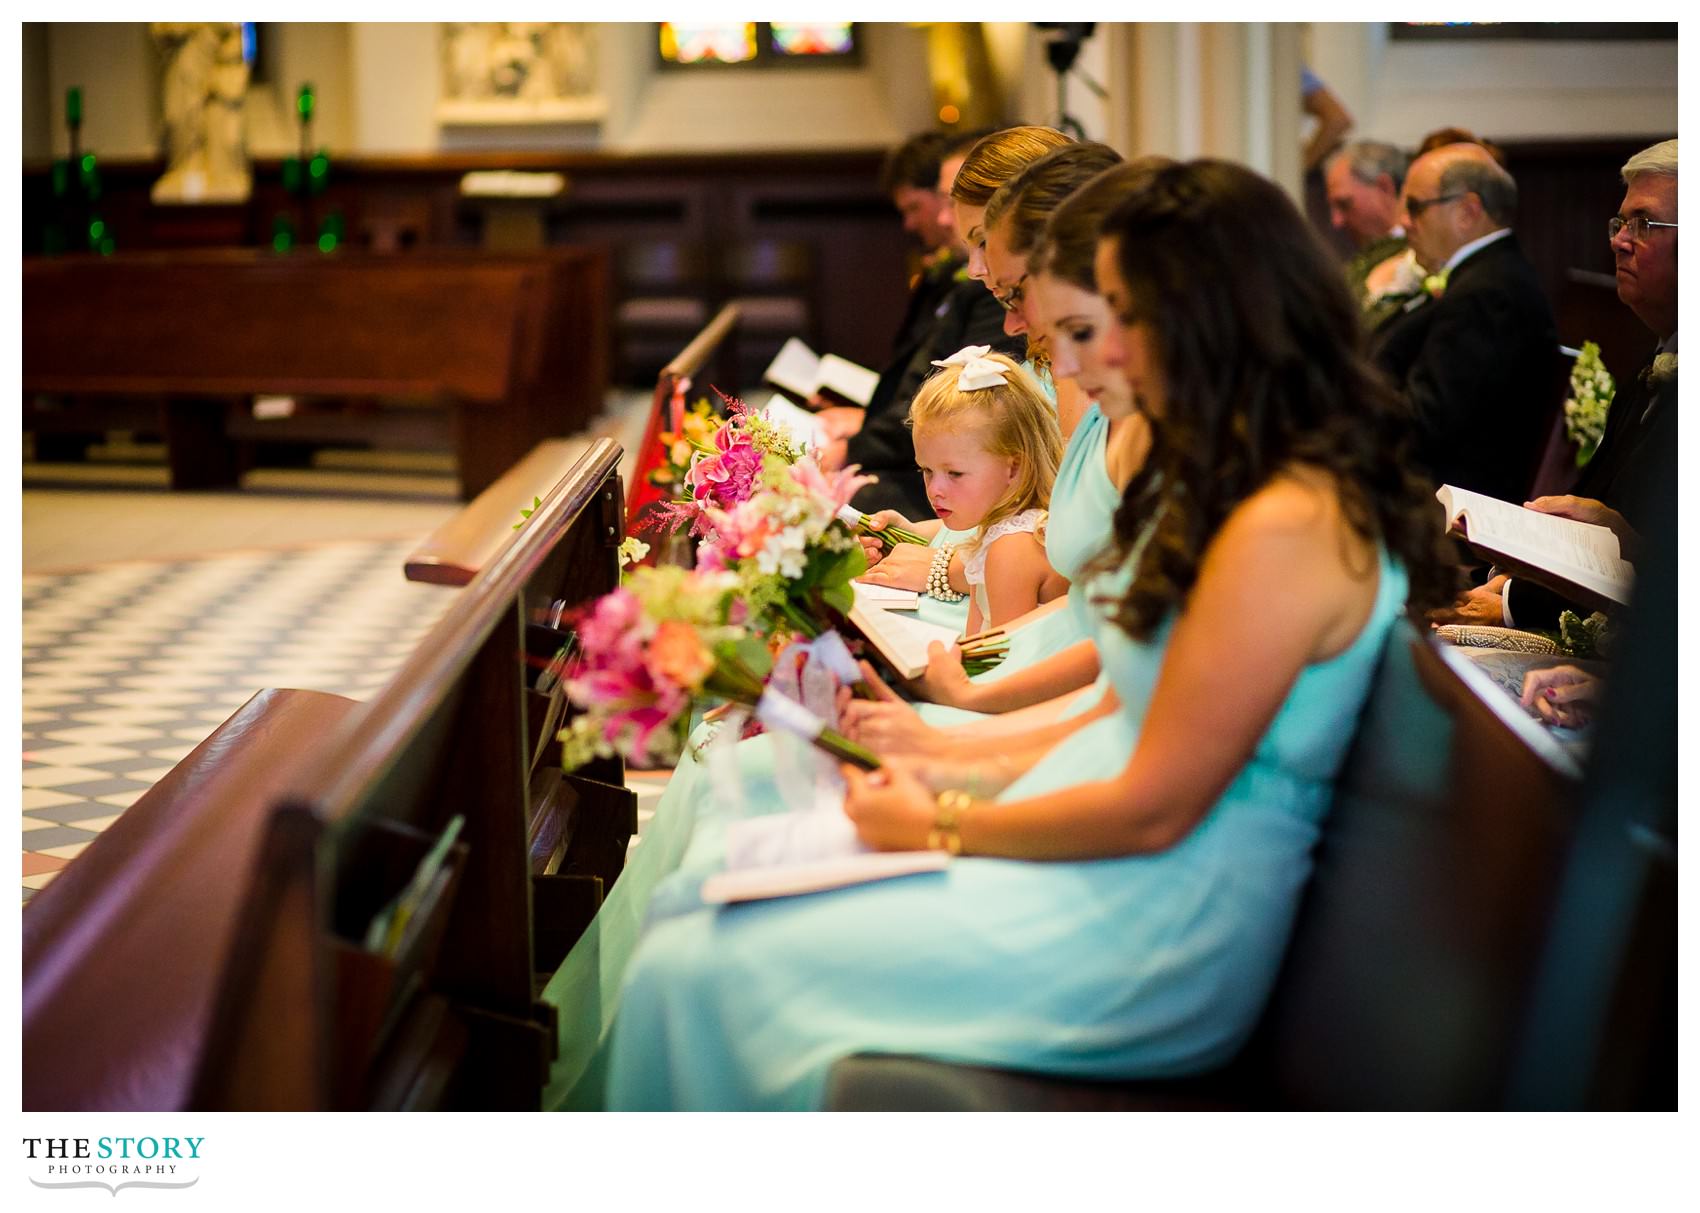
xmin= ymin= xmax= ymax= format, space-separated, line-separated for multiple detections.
xmin=926 ymin=544 xmax=966 ymax=602
xmin=928 ymin=788 xmax=971 ymax=855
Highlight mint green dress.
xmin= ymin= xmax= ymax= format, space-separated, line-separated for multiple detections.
xmin=604 ymin=539 xmax=1411 ymax=1110
xmin=540 ymin=525 xmax=971 ymax=1108
xmin=917 ymin=401 xmax=1120 ymax=728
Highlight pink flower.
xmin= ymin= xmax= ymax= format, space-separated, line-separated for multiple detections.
xmin=575 ymin=588 xmax=644 ymax=661
xmin=687 ymin=427 xmax=764 ymax=509
xmin=790 ymin=458 xmax=874 ymax=515
xmin=702 ymin=500 xmax=782 ymax=564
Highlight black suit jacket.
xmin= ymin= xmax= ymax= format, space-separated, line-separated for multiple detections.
xmin=1371 ymin=233 xmax=1558 ymax=502
xmin=847 ymin=279 xmax=1021 ymax=518
xmin=890 ymin=255 xmax=964 ymax=361
xmin=1505 ymin=360 xmax=1677 ymax=628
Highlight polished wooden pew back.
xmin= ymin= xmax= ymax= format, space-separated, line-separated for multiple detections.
xmin=23 ymin=439 xmax=631 ymax=1110
xmin=23 ymin=247 xmax=609 ymax=499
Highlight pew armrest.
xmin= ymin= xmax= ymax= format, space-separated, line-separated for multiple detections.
xmin=405 ymin=438 xmax=590 ymax=586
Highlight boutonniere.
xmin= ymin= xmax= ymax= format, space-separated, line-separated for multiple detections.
xmin=1421 ymin=267 xmax=1451 ymax=300
xmin=1646 ymin=351 xmax=1678 ymax=388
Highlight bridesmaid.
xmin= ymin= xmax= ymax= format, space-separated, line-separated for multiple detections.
xmin=604 ymin=159 xmax=1452 ymax=1110
xmin=898 ymin=146 xmax=1160 ymax=723
xmin=536 ymin=127 xmax=1072 ymax=1107
xmin=858 ymin=125 xmax=1075 ymax=600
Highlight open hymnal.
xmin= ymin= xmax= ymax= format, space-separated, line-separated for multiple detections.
xmin=757 ymin=392 xmax=828 ymax=450
xmin=700 ymin=806 xmax=949 ymax=904
xmin=847 ymin=582 xmax=962 ymax=678
xmin=1436 ymin=485 xmax=1634 ymax=610
xmin=764 ymin=337 xmax=879 ymax=407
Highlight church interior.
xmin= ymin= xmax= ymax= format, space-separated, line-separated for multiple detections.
xmin=16 ymin=19 xmax=1681 ymax=1130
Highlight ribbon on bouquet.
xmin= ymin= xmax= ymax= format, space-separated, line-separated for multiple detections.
xmin=703 ymin=629 xmax=874 ymax=821
xmin=762 ymin=631 xmax=865 ymax=811
xmin=797 ymin=629 xmax=863 ymax=689
xmin=836 ymin=504 xmax=927 ymax=547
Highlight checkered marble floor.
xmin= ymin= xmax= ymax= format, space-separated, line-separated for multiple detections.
xmin=21 ymin=538 xmax=459 ymax=902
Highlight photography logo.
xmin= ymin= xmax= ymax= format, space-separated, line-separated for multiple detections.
xmin=23 ymin=1137 xmax=203 ymax=1196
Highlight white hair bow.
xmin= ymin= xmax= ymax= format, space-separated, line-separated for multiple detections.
xmin=930 ymin=344 xmax=1008 ymax=391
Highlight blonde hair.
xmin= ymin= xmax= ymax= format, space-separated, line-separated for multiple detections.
xmin=908 ymin=353 xmax=1062 ymax=555
xmin=950 ymin=126 xmax=1073 ymax=207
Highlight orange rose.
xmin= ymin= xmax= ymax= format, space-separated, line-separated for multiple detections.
xmin=649 ymin=619 xmax=714 ymax=689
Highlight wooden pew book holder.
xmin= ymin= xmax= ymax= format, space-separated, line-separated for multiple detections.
xmin=23 ymin=438 xmax=635 ymax=1111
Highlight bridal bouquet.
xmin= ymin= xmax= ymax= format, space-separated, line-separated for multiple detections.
xmin=697 ymin=458 xmax=874 ymax=641
xmin=643 ymin=391 xmax=808 ymax=537
xmin=559 ymin=564 xmax=878 ymax=771
xmin=1563 ymin=341 xmax=1614 ymax=467
xmin=645 ymin=390 xmax=927 ymax=548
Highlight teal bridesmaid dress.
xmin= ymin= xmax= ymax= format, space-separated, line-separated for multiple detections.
xmin=603 ymin=541 xmax=1410 ymax=1110
xmin=540 ymin=525 xmax=972 ymax=1107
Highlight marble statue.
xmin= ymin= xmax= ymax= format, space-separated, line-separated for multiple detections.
xmin=150 ymin=22 xmax=251 ymax=205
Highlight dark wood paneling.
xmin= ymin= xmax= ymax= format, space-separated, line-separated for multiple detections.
xmin=23 ymin=150 xmax=914 ymax=383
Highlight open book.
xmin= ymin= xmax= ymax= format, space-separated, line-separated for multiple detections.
xmin=1436 ymin=485 xmax=1634 ymax=612
xmin=700 ymin=806 xmax=949 ymax=905
xmin=847 ymin=582 xmax=961 ymax=678
xmin=764 ymin=337 xmax=879 ymax=407
xmin=851 ymin=580 xmax=920 ymax=611
xmin=757 ymin=392 xmax=827 ymax=450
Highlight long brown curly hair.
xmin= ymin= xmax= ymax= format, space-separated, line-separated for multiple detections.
xmin=1092 ymin=159 xmax=1454 ymax=640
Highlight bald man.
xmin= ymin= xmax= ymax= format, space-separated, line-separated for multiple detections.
xmin=1371 ymin=142 xmax=1557 ymax=501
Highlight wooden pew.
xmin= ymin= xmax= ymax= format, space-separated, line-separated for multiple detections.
xmin=22 ymin=438 xmax=634 ymax=1110
xmin=22 ymin=247 xmax=608 ymax=500
xmin=625 ymin=302 xmax=741 ymax=528
xmin=824 ymin=621 xmax=1671 ymax=1110
xmin=398 ymin=302 xmax=738 ymax=588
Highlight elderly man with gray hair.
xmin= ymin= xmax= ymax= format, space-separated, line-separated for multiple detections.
xmin=1325 ymin=139 xmax=1410 ymax=303
xmin=1371 ymin=141 xmax=1557 ymax=502
xmin=1433 ymin=137 xmax=1677 ymax=635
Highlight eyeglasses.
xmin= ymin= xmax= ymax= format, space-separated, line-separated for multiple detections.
xmin=1404 ymin=192 xmax=1464 ymax=219
xmin=993 ymin=273 xmax=1029 ymax=314
xmin=1608 ymin=215 xmax=1678 ymax=242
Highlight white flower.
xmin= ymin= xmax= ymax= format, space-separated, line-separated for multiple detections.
xmin=755 ymin=525 xmax=809 ymax=579
xmin=1564 ymin=341 xmax=1615 ymax=452
xmin=617 ymin=536 xmax=651 ymax=569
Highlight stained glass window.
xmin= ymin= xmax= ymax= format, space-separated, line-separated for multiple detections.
xmin=658 ymin=22 xmax=858 ymax=68
xmin=659 ymin=23 xmax=757 ymax=65
xmin=769 ymin=23 xmax=854 ymax=57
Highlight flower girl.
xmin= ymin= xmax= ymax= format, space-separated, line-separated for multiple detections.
xmin=877 ymin=347 xmax=1066 ymax=636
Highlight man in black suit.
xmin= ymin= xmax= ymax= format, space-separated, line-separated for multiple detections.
xmin=1434 ymin=138 xmax=1677 ymax=630
xmin=820 ymin=129 xmax=1019 ymax=518
xmin=1372 ymin=142 xmax=1557 ymax=503
xmin=879 ymin=131 xmax=969 ymax=358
